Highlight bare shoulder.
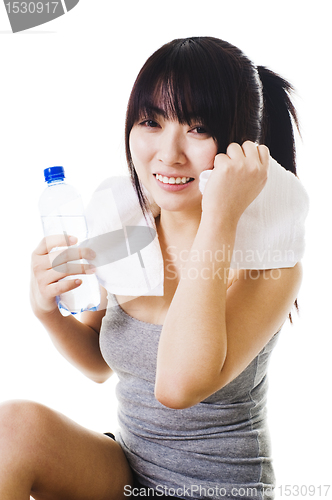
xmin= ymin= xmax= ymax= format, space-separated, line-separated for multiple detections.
xmin=228 ymin=262 xmax=302 ymax=291
xmin=218 ymin=263 xmax=303 ymax=388
xmin=227 ymin=263 xmax=303 ymax=331
xmin=228 ymin=262 xmax=303 ymax=295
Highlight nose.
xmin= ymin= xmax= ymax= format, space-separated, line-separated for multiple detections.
xmin=157 ymin=125 xmax=186 ymax=166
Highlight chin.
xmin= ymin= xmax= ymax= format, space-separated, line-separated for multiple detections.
xmin=142 ymin=178 xmax=201 ymax=214
xmin=155 ymin=196 xmax=201 ymax=214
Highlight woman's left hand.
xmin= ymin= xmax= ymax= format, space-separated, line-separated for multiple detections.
xmin=201 ymin=141 xmax=270 ymax=225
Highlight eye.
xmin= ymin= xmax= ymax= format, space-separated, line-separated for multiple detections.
xmin=139 ymin=119 xmax=160 ymax=128
xmin=190 ymin=125 xmax=210 ymax=135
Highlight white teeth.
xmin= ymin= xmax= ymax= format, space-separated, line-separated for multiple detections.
xmin=156 ymin=174 xmax=191 ymax=185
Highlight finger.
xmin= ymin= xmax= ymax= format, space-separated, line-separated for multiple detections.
xmin=50 ymin=261 xmax=96 ymax=277
xmin=49 ymin=246 xmax=96 ymax=269
xmin=34 ymin=234 xmax=78 ymax=256
xmin=36 ymin=266 xmax=93 ymax=299
xmin=31 ymin=252 xmax=54 ymax=275
xmin=48 ymin=277 xmax=83 ymax=298
xmin=36 ymin=264 xmax=94 ymax=294
xmin=213 ymin=152 xmax=228 ymax=168
xmin=241 ymin=140 xmax=259 ymax=159
xmin=226 ymin=142 xmax=244 ymax=159
xmin=257 ymin=144 xmax=270 ymax=165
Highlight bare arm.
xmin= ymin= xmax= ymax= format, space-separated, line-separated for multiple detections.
xmin=155 ymin=215 xmax=302 ymax=407
xmin=155 ymin=142 xmax=303 ymax=408
xmin=30 ymin=235 xmax=112 ymax=383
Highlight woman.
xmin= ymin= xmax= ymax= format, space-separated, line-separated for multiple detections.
xmin=0 ymin=37 xmax=302 ymax=499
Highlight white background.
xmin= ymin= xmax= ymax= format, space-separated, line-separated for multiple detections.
xmin=0 ymin=1 xmax=331 ymax=498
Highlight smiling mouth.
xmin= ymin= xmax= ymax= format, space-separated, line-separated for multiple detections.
xmin=153 ymin=174 xmax=194 ymax=185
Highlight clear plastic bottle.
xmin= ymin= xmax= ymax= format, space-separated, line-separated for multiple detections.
xmin=39 ymin=166 xmax=100 ymax=315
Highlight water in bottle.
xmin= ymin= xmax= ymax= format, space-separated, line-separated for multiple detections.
xmin=39 ymin=166 xmax=100 ymax=315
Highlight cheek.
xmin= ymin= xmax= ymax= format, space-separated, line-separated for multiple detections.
xmin=193 ymin=141 xmax=218 ymax=170
xmin=129 ymin=129 xmax=153 ymax=168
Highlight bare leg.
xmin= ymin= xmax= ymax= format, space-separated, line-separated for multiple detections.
xmin=0 ymin=400 xmax=133 ymax=500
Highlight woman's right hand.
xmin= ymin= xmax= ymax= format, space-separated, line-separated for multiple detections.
xmin=30 ymin=234 xmax=96 ymax=318
xmin=201 ymin=141 xmax=269 ymax=226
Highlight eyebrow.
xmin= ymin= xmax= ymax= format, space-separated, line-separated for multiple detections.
xmin=143 ymin=105 xmax=201 ymax=124
xmin=144 ymin=106 xmax=167 ymax=118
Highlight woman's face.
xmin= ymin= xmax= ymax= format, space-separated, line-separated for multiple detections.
xmin=129 ymin=112 xmax=218 ymax=214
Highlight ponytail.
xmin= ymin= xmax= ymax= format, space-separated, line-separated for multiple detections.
xmin=257 ymin=66 xmax=300 ymax=175
xmin=257 ymin=67 xmax=301 ymax=323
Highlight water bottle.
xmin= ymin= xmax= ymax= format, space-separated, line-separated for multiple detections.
xmin=39 ymin=166 xmax=100 ymax=315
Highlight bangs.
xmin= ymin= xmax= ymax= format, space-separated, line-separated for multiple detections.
xmin=125 ymin=37 xmax=263 ymax=217
xmin=127 ymin=38 xmax=239 ymax=146
xmin=133 ymin=73 xmax=213 ymax=132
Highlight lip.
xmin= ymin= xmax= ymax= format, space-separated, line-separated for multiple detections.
xmin=153 ymin=174 xmax=194 ymax=192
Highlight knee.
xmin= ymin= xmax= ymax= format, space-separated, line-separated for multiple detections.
xmin=0 ymin=400 xmax=48 ymax=452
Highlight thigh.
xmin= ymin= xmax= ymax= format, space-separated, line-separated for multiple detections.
xmin=2 ymin=400 xmax=133 ymax=500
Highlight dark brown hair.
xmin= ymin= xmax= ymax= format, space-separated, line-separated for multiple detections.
xmin=125 ymin=36 xmax=299 ymax=217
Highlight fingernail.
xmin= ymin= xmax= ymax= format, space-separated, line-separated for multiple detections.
xmin=86 ymin=249 xmax=96 ymax=259
xmin=69 ymin=236 xmax=78 ymax=244
xmin=86 ymin=266 xmax=97 ymax=275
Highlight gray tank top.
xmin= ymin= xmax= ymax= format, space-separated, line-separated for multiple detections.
xmin=100 ymin=293 xmax=279 ymax=500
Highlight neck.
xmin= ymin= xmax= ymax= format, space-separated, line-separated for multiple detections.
xmin=156 ymin=207 xmax=202 ymax=247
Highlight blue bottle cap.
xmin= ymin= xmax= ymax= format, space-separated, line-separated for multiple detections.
xmin=44 ymin=166 xmax=65 ymax=183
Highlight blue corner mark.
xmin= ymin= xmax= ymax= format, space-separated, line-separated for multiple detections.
xmin=3 ymin=0 xmax=80 ymax=33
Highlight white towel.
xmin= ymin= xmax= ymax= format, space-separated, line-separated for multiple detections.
xmin=85 ymin=156 xmax=309 ymax=296
xmin=85 ymin=176 xmax=164 ymax=296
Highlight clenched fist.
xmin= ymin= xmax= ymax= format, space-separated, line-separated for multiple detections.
xmin=201 ymin=141 xmax=270 ymax=225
